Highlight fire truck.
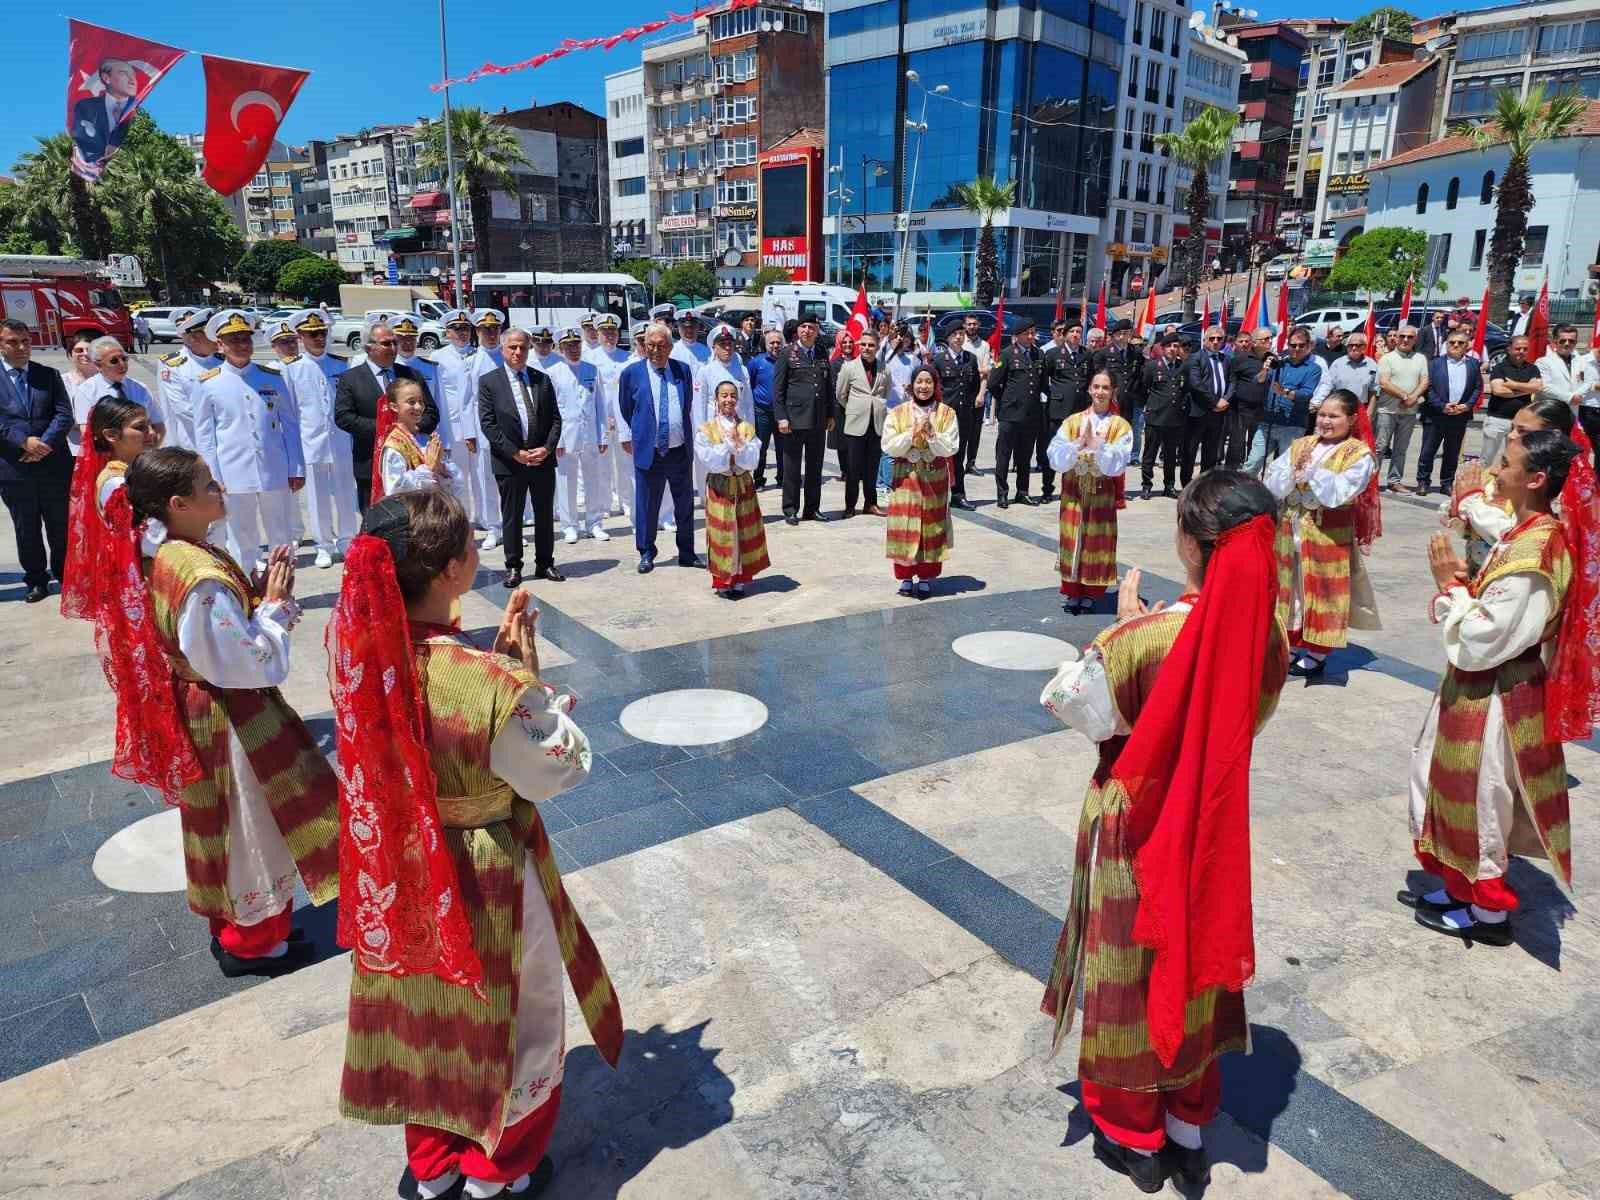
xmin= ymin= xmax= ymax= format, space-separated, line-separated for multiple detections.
xmin=0 ymin=255 xmax=134 ymax=350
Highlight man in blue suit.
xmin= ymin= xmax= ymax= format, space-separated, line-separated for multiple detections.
xmin=71 ymin=60 xmax=140 ymax=171
xmin=0 ymin=319 xmax=75 ymax=602
xmin=1416 ymin=328 xmax=1483 ymax=496
xmin=618 ymin=324 xmax=703 ymax=573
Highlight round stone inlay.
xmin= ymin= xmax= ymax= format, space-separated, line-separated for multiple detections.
xmin=952 ymin=631 xmax=1080 ymax=672
xmin=93 ymin=807 xmax=187 ymax=893
xmin=619 ymin=688 xmax=769 ymax=747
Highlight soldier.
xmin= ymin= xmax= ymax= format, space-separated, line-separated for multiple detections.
xmin=285 ymin=309 xmax=359 ymax=567
xmin=433 ymin=309 xmax=495 ymax=546
xmin=1039 ymin=318 xmax=1087 ymax=502
xmin=392 ymin=315 xmax=441 ymax=428
xmin=193 ymin=309 xmax=305 ymax=569
xmin=1139 ymin=333 xmax=1189 ymax=498
xmin=530 ymin=323 xmax=558 ymax=371
xmin=586 ymin=313 xmax=634 ymax=518
xmin=466 ymin=309 xmax=507 ymax=544
xmin=933 ymin=324 xmax=981 ymax=510
xmin=772 ymin=313 xmax=833 ymax=524
xmin=265 ymin=319 xmax=300 ymax=364
xmin=548 ymin=325 xmax=610 ymax=544
xmin=580 ymin=310 xmax=601 ymax=353
xmin=987 ymin=317 xmax=1045 ymax=508
xmin=157 ymin=306 xmax=219 ymax=450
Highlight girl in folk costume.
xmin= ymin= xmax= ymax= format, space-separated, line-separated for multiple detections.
xmin=329 ymin=490 xmax=622 ymax=1200
xmin=117 ymin=448 xmax=340 ymax=976
xmin=1047 ymin=369 xmax=1134 ymax=615
xmin=1039 ymin=472 xmax=1289 ymax=1195
xmin=881 ymin=364 xmax=959 ymax=598
xmin=694 ymin=379 xmax=770 ymax=599
xmin=1264 ymin=388 xmax=1383 ymax=677
xmin=1448 ymin=398 xmax=1575 ymax=578
xmin=1404 ymin=428 xmax=1600 ymax=945
xmin=374 ymin=377 xmax=462 ymax=504
xmin=61 ymin=394 xmax=156 ymax=622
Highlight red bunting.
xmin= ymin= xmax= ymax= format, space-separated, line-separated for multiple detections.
xmin=433 ymin=0 xmax=759 ymax=90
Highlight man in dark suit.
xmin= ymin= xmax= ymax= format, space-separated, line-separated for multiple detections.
xmin=1180 ymin=324 xmax=1232 ymax=484
xmin=987 ymin=318 xmax=1044 ymax=508
xmin=333 ymin=319 xmax=437 ymax=509
xmin=478 ymin=328 xmax=564 ymax=585
xmin=0 ymin=319 xmax=74 ymax=602
xmin=617 ymin=324 xmax=701 ymax=572
xmin=71 ymin=60 xmax=140 ymax=170
xmin=1416 ymin=329 xmax=1483 ymax=496
xmin=772 ymin=315 xmax=833 ymax=524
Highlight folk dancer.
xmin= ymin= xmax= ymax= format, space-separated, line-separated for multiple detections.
xmin=330 ymin=490 xmax=622 ymax=1200
xmin=548 ymin=326 xmax=611 ymax=544
xmin=1040 ymin=472 xmax=1288 ymax=1195
xmin=193 ymin=309 xmax=305 ymax=571
xmin=585 ymin=313 xmax=634 ymax=519
xmin=156 ymin=306 xmax=218 ymax=450
xmin=882 ymin=365 xmax=959 ymax=598
xmin=694 ymin=379 xmax=769 ymax=598
xmin=61 ymin=392 xmax=154 ymax=621
xmin=1264 ymin=389 xmax=1382 ymax=677
xmin=1048 ymin=369 xmax=1134 ymax=614
xmin=1449 ymin=398 xmax=1575 ymax=578
xmin=373 ymin=377 xmax=463 ymax=502
xmin=286 ymin=308 xmax=360 ymax=566
xmin=114 ymin=447 xmax=339 ymax=975
xmin=466 ymin=309 xmax=508 ymax=543
xmin=1405 ymin=427 xmax=1599 ymax=945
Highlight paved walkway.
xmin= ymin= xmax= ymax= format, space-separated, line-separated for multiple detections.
xmin=1 ymin=368 xmax=1596 ymax=1200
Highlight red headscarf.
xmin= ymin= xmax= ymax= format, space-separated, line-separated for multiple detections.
xmin=1118 ymin=513 xmax=1279 ymax=1068
xmin=61 ymin=436 xmax=110 ymax=621
xmin=1548 ymin=425 xmax=1600 ymax=742
xmin=1352 ymin=404 xmax=1383 ymax=550
xmin=369 ymin=392 xmax=395 ymax=507
xmin=327 ymin=523 xmax=484 ymax=994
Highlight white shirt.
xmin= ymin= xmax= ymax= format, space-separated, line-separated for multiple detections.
xmin=502 ymin=364 xmax=541 ymax=439
xmin=886 ymin=350 xmax=919 ymax=409
xmin=1445 ymin=355 xmax=1470 ymax=406
xmin=648 ymin=362 xmax=685 ymax=449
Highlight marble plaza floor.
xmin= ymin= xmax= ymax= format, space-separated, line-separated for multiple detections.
xmin=3 ymin=396 xmax=1600 ymax=1200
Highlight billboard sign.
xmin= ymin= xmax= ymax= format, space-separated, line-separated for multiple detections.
xmin=758 ymin=144 xmax=823 ymax=280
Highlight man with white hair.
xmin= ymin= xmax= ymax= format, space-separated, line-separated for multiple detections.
xmin=549 ymin=325 xmax=610 ymax=544
xmin=283 ymin=310 xmax=359 ymax=567
xmin=86 ymin=334 xmax=164 ymax=442
xmin=194 ymin=309 xmax=305 ymax=568
xmin=585 ymin=313 xmax=633 ymax=518
xmin=1375 ymin=323 xmax=1428 ymax=493
xmin=158 ymin=308 xmax=219 ymax=450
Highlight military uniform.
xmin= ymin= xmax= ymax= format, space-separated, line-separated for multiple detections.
xmin=672 ymin=318 xmax=713 ymax=506
xmin=1140 ymin=347 xmax=1188 ymax=495
xmin=548 ymin=327 xmax=610 ymax=541
xmin=772 ymin=335 xmax=833 ymax=520
xmin=933 ymin=341 xmax=981 ymax=500
xmin=585 ymin=313 xmax=633 ymax=518
xmin=433 ymin=309 xmax=494 ymax=539
xmin=157 ymin=307 xmax=219 ymax=451
xmin=193 ymin=310 xmax=306 ymax=567
xmin=988 ymin=330 xmax=1046 ymax=505
xmin=287 ymin=309 xmax=360 ymax=562
xmin=465 ymin=309 xmax=507 ymax=537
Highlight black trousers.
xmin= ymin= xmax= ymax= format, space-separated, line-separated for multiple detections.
xmin=1 ymin=468 xmax=70 ymax=589
xmin=1221 ymin=409 xmax=1258 ymax=470
xmin=840 ymin=429 xmax=881 ymax=512
xmin=495 ymin=464 xmax=556 ymax=572
xmin=952 ymin=402 xmax=982 ymax=495
xmin=753 ymin=406 xmax=782 ymax=487
xmin=781 ymin=424 xmax=827 ymax=516
xmin=995 ymin=414 xmax=1041 ymax=498
xmin=1033 ymin=407 xmax=1060 ymax=496
xmin=1141 ymin=424 xmax=1183 ymax=491
xmin=1181 ymin=411 xmax=1223 ymax=484
xmin=1416 ymin=414 xmax=1471 ymax=489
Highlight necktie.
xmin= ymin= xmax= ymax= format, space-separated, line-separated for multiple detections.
xmin=514 ymin=371 xmax=535 ymax=438
xmin=380 ymin=367 xmax=394 ymax=390
xmin=656 ymin=369 xmax=671 ymax=453
xmin=1212 ymin=354 xmax=1224 ymax=396
xmin=113 ymin=380 xmax=126 ymax=398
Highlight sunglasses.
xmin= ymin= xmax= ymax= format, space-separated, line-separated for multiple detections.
xmin=371 ymin=339 xmax=397 ymax=348
xmin=1398 ymin=334 xmax=1416 ymax=340
xmin=103 ymin=354 xmax=127 ymax=364
xmin=1558 ymin=336 xmax=1578 ymax=345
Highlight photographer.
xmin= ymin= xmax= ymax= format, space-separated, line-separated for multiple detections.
xmin=1247 ymin=326 xmax=1322 ymax=474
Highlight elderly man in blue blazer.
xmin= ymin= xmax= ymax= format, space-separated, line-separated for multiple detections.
xmin=618 ymin=323 xmax=703 ymax=573
xmin=0 ymin=318 xmax=75 ymax=602
xmin=1416 ymin=327 xmax=1484 ymax=496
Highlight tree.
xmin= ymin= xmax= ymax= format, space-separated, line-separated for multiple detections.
xmin=1154 ymin=107 xmax=1239 ymax=320
xmin=418 ymin=108 xmax=532 ymax=273
xmin=612 ymin=257 xmax=655 ymax=287
xmin=237 ymin=241 xmax=316 ymax=298
xmin=657 ymin=261 xmax=717 ymax=303
xmin=1326 ymin=227 xmax=1427 ymax=299
xmin=9 ymin=135 xmax=113 ymax=258
xmin=1347 ymin=7 xmax=1414 ymax=43
xmin=746 ymin=265 xmax=791 ymax=294
xmin=1463 ymin=84 xmax=1588 ymax=322
xmin=278 ymin=256 xmax=346 ymax=304
xmin=953 ymin=176 xmax=1017 ymax=307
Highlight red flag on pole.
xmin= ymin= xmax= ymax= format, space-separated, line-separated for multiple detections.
xmin=989 ymin=295 xmax=1006 ymax=358
xmin=1201 ymin=290 xmax=1211 ymax=330
xmin=1398 ymin=275 xmax=1414 ymax=325
xmin=1135 ymin=288 xmax=1156 ymax=337
xmin=1053 ymin=285 xmax=1065 ymax=327
xmin=1094 ymin=278 xmax=1107 ymax=332
xmin=1471 ymin=284 xmax=1491 ymax=409
xmin=1527 ymin=275 xmax=1551 ymax=362
xmin=1364 ymin=298 xmax=1376 ymax=349
xmin=1239 ymin=277 xmax=1264 ymax=334
xmin=844 ymin=285 xmax=871 ymax=342
xmin=1079 ymin=289 xmax=1089 ymax=330
xmin=200 ymin=55 xmax=310 ymax=196
xmin=1274 ymin=283 xmax=1291 ymax=352
xmin=1592 ymin=289 xmax=1600 ymax=348
xmin=66 ymin=20 xmax=185 ymax=182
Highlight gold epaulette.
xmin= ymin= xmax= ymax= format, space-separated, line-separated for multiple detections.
xmin=161 ymin=353 xmax=185 ymax=367
xmin=258 ymin=362 xmax=282 ymax=374
xmin=199 ymin=367 xmax=221 ymax=381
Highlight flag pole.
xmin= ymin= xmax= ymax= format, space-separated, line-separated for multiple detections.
xmin=439 ymin=0 xmax=465 ymax=306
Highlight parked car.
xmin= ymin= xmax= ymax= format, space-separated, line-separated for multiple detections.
xmin=931 ymin=308 xmax=1034 ymax=350
xmin=1293 ymin=306 xmax=1368 ymax=341
xmin=1263 ymin=255 xmax=1298 ymax=281
xmin=1372 ymin=306 xmax=1509 ymax=362
xmin=138 ymin=307 xmax=180 ymax=343
xmin=330 ymin=308 xmax=448 ymax=351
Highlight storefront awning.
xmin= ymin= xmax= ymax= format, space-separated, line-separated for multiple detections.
xmin=409 ymin=191 xmax=445 ymax=209
xmin=376 ymin=226 xmax=417 ymax=242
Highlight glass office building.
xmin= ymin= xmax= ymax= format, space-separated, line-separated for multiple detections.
xmin=824 ymin=0 xmax=1123 ymax=302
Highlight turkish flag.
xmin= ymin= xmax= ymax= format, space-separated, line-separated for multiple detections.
xmin=1094 ymin=278 xmax=1107 ymax=332
xmin=200 ymin=55 xmax=309 ymax=196
xmin=66 ymin=20 xmax=185 ymax=182
xmin=989 ymin=295 xmax=1006 ymax=358
xmin=1201 ymin=291 xmax=1211 ymax=330
xmin=1527 ymin=276 xmax=1551 ymax=362
xmin=1398 ymin=274 xmax=1414 ymax=325
xmin=1274 ymin=283 xmax=1291 ymax=352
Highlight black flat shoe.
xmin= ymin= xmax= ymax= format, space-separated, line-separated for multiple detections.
xmin=502 ymin=569 xmax=523 ymax=587
xmin=210 ymin=936 xmax=312 ymax=979
xmin=397 ymin=1167 xmax=465 ymax=1200
xmin=996 ymin=496 xmax=1010 ymax=509
xmin=784 ymin=514 xmax=800 ymax=526
xmin=952 ymin=497 xmax=976 ymax=511
xmin=1091 ymin=1129 xmax=1165 ymax=1194
xmin=1414 ymin=906 xmax=1514 ymax=946
xmin=637 ymin=556 xmax=654 ymax=574
xmin=678 ymin=554 xmax=706 ymax=568
xmin=1396 ymin=888 xmax=1459 ymax=913
xmin=805 ymin=511 xmax=831 ymax=522
xmin=24 ymin=584 xmax=47 ymax=603
xmin=1161 ymin=1142 xmax=1211 ymax=1194
xmin=1017 ymin=494 xmax=1041 ymax=507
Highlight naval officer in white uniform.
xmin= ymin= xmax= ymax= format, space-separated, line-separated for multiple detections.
xmin=157 ymin=306 xmax=219 ymax=450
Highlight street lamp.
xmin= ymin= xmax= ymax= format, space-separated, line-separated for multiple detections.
xmin=896 ymin=72 xmax=948 ymax=316
xmin=518 ymin=238 xmax=539 ymax=323
xmin=827 ymin=163 xmax=854 ymax=285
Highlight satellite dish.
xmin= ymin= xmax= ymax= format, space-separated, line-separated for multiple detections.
xmin=759 ymin=19 xmax=773 ymax=32
xmin=722 ymin=248 xmax=743 ymax=267
xmin=1189 ymin=11 xmax=1207 ymax=29
xmin=1227 ymin=34 xmax=1239 ymax=45
xmin=1351 ymin=57 xmax=1367 ymax=72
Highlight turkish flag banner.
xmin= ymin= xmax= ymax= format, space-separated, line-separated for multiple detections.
xmin=200 ymin=54 xmax=309 ymax=196
xmin=66 ymin=20 xmax=185 ymax=182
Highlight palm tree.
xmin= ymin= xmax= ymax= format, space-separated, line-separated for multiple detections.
xmin=101 ymin=141 xmax=213 ymax=299
xmin=11 ymin=135 xmax=112 ymax=258
xmin=1154 ymin=107 xmax=1239 ymax=321
xmin=1461 ymin=85 xmax=1588 ymax=323
xmin=418 ymin=108 xmax=533 ymax=273
xmin=953 ymin=176 xmax=1017 ymax=308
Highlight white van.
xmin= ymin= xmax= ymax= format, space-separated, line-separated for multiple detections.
xmin=761 ymin=283 xmax=858 ymax=332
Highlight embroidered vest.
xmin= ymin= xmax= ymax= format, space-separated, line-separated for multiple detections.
xmin=148 ymin=540 xmax=255 ymax=682
xmin=382 ymin=426 xmax=425 ymax=471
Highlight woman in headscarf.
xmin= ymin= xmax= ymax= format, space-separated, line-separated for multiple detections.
xmin=1039 ymin=470 xmax=1288 ymax=1195
xmin=881 ymin=364 xmax=959 ymax=598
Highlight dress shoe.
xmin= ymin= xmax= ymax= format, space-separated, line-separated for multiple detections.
xmin=838 ymin=508 xmax=856 ymax=519
xmin=502 ymin=569 xmax=523 ymax=587
xmin=314 ymin=548 xmax=334 ymax=569
xmin=1090 ymin=1129 xmax=1165 ymax=1194
xmin=1161 ymin=1142 xmax=1211 ymax=1193
xmin=24 ymin=584 xmax=48 ymax=603
xmin=1414 ymin=906 xmax=1514 ymax=946
xmin=1162 ymin=487 xmax=1179 ymax=499
xmin=996 ymin=495 xmax=1010 ymax=510
xmin=804 ymin=511 xmax=831 ymax=522
xmin=1017 ymin=494 xmax=1041 ymax=507
xmin=952 ymin=496 xmax=976 ymax=511
xmin=563 ymin=527 xmax=580 ymax=545
xmin=1140 ymin=485 xmax=1153 ymax=501
xmin=1040 ymin=489 xmax=1057 ymax=503
xmin=784 ymin=513 xmax=800 ymax=526
xmin=678 ymin=554 xmax=706 ymax=568
xmin=533 ymin=565 xmax=566 ymax=582
xmin=209 ymin=936 xmax=312 ymax=979
xmin=397 ymin=1167 xmax=464 ymax=1200
xmin=637 ymin=556 xmax=655 ymax=574
xmin=481 ymin=531 xmax=500 ymax=551
xmin=865 ymin=505 xmax=886 ymax=517
xmin=1396 ymin=888 xmax=1460 ymax=913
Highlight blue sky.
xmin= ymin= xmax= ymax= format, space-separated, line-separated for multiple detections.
xmin=8 ymin=0 xmax=1467 ymax=175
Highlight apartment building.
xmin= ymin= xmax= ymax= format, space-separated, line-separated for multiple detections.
xmin=606 ymin=67 xmax=652 ymax=258
xmin=1313 ymin=57 xmax=1440 ymax=241
xmin=1221 ymin=21 xmax=1307 ymax=270
xmin=1432 ymin=0 xmax=1600 ymax=133
xmin=1173 ymin=21 xmax=1248 ymax=279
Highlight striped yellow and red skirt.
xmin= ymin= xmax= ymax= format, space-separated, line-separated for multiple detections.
xmin=705 ymin=471 xmax=770 ymax=589
xmin=886 ymin=458 xmax=952 ymax=579
xmin=1275 ymin=504 xmax=1356 ymax=651
xmin=1058 ymin=470 xmax=1119 ymax=597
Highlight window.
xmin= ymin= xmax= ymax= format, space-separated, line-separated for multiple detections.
xmin=1123 ymin=108 xmax=1135 ymax=150
xmin=716 ymin=95 xmax=758 ymax=125
xmin=1150 ymin=9 xmax=1165 ymax=52
xmin=1119 ymin=159 xmax=1131 ymax=200
xmin=1450 ymin=74 xmax=1520 ymax=119
xmin=616 ymin=176 xmax=646 ymax=197
xmin=1523 ymin=224 xmax=1548 ymax=266
xmin=613 ymin=137 xmax=644 ymax=158
xmin=1133 ymin=0 xmax=1144 ymax=44
xmin=1141 ymin=111 xmax=1157 ymax=152
xmin=252 ymin=172 xmax=268 ymax=189
xmin=1152 ymin=214 xmax=1164 ymax=244
xmin=1146 ymin=60 xmax=1162 ymax=103
xmin=718 ymin=220 xmax=756 ymax=252
xmin=1458 ymin=28 xmax=1526 ymax=63
xmin=1415 ymin=182 xmax=1429 ymax=214
xmin=1156 ymin=165 xmax=1168 ymax=205
xmin=1536 ymin=20 xmax=1600 ymax=57
xmin=1437 ymin=232 xmax=1453 ymax=274
xmin=1532 ymin=67 xmax=1600 ymax=99
xmin=1135 ymin=161 xmax=1151 ymax=202
xmin=1446 ymin=177 xmax=1460 ymax=210
xmin=1481 ymin=170 xmax=1495 ymax=203
xmin=1317 ymin=55 xmax=1337 ymax=88
xmin=715 ymin=136 xmax=757 ymax=166
xmin=714 ymin=49 xmax=757 ymax=83
xmin=717 ymin=177 xmax=755 ymax=203
xmin=829 ymin=1 xmax=896 ymax=36
xmin=1131 ymin=211 xmax=1149 ymax=242
xmin=711 ymin=5 xmax=806 ymax=38
xmin=1128 ymin=54 xmax=1140 ymax=98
